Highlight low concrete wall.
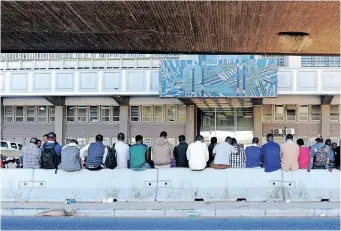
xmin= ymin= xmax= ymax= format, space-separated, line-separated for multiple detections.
xmin=156 ymin=168 xmax=283 ymax=202
xmin=1 ymin=168 xmax=339 ymax=202
xmin=1 ymin=169 xmax=158 ymax=202
xmin=282 ymin=170 xmax=340 ymax=202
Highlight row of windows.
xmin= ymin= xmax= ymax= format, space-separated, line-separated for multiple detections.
xmin=4 ymin=106 xmax=55 ymax=123
xmin=1 ymin=53 xmax=179 ymax=60
xmin=301 ymin=56 xmax=341 ymax=67
xmin=130 ymin=105 xmax=186 ymax=123
xmin=66 ymin=106 xmax=120 ymax=122
xmin=262 ymin=105 xmax=340 ymax=122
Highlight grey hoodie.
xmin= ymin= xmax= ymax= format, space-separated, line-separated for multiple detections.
xmin=152 ymin=138 xmax=174 ymax=166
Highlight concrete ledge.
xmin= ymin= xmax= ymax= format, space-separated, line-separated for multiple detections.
xmin=75 ymin=210 xmax=114 ymax=217
xmin=266 ymin=209 xmax=315 ymax=217
xmin=2 ymin=208 xmax=339 ymax=217
xmin=216 ymin=209 xmax=265 ymax=217
xmin=314 ymin=209 xmax=340 ymax=217
xmin=114 ymin=209 xmax=165 ymax=217
xmin=165 ymin=209 xmax=215 ymax=217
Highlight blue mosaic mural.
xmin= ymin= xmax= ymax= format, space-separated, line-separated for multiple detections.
xmin=159 ymin=55 xmax=278 ymax=97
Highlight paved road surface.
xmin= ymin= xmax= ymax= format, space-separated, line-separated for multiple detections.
xmin=1 ymin=217 xmax=340 ymax=230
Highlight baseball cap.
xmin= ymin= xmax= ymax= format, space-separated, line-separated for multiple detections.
xmin=315 ymin=134 xmax=323 ymax=141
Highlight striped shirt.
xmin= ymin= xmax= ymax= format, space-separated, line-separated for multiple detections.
xmin=22 ymin=143 xmax=41 ymax=169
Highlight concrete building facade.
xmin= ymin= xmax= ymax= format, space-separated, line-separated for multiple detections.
xmin=0 ymin=54 xmax=340 ymax=148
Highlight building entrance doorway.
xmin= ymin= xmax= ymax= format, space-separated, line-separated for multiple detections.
xmin=199 ymin=107 xmax=253 ymax=148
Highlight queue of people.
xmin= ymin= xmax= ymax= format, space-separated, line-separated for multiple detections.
xmin=8 ymin=130 xmax=341 ymax=173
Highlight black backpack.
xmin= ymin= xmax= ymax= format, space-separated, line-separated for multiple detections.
xmin=41 ymin=143 xmax=60 ymax=170
xmin=104 ymin=144 xmax=117 ymax=169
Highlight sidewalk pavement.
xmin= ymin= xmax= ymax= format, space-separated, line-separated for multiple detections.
xmin=1 ymin=202 xmax=340 ymax=217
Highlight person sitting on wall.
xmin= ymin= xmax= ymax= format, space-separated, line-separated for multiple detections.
xmin=245 ymin=137 xmax=262 ymax=168
xmin=297 ymin=138 xmax=310 ymax=169
xmin=151 ymin=131 xmax=174 ymax=168
xmin=173 ymin=135 xmax=189 ymax=168
xmin=212 ymin=136 xmax=237 ymax=169
xmin=129 ymin=135 xmax=151 ymax=171
xmin=260 ymin=134 xmax=281 ymax=172
xmin=58 ymin=139 xmax=82 ymax=172
xmin=207 ymin=137 xmax=217 ymax=168
xmin=308 ymin=135 xmax=331 ymax=172
xmin=325 ymin=139 xmax=336 ymax=169
xmin=280 ymin=134 xmax=299 ymax=172
xmin=21 ymin=137 xmax=41 ymax=169
xmin=80 ymin=134 xmax=108 ymax=171
xmin=186 ymin=135 xmax=209 ymax=171
xmin=115 ymin=133 xmax=130 ymax=169
xmin=230 ymin=138 xmax=246 ymax=168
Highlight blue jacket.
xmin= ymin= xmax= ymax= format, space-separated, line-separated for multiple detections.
xmin=245 ymin=145 xmax=262 ymax=168
xmin=261 ymin=141 xmax=281 ymax=172
xmin=86 ymin=141 xmax=105 ymax=167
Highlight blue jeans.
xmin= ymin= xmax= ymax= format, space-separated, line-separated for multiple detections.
xmin=131 ymin=163 xmax=151 ymax=171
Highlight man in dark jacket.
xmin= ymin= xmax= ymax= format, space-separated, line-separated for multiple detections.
xmin=173 ymin=135 xmax=189 ymax=168
xmin=207 ymin=137 xmax=217 ymax=167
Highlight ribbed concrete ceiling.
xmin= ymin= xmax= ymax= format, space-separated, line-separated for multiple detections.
xmin=1 ymin=1 xmax=340 ymax=54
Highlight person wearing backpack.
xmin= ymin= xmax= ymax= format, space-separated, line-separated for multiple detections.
xmin=58 ymin=139 xmax=82 ymax=172
xmin=308 ymin=135 xmax=332 ymax=172
xmin=80 ymin=134 xmax=108 ymax=171
xmin=40 ymin=132 xmax=62 ymax=169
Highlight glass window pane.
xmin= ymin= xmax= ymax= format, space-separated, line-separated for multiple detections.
xmin=78 ymin=106 xmax=87 ymax=122
xmin=37 ymin=106 xmax=47 ymax=122
xmin=130 ymin=106 xmax=140 ymax=122
xmin=49 ymin=106 xmax=55 ymax=122
xmin=177 ymin=105 xmax=186 ymax=122
xmin=113 ymin=106 xmax=120 ymax=122
xmin=101 ymin=106 xmax=110 ymax=122
xmin=166 ymin=105 xmax=175 ymax=122
xmin=66 ymin=106 xmax=75 ymax=122
xmin=274 ymin=105 xmax=284 ymax=121
xmin=89 ymin=106 xmax=98 ymax=122
xmin=262 ymin=105 xmax=272 ymax=121
xmin=15 ymin=106 xmax=24 ymax=122
xmin=154 ymin=106 xmax=164 ymax=122
xmin=142 ymin=106 xmax=152 ymax=122
xmin=311 ymin=105 xmax=321 ymax=121
xmin=330 ymin=105 xmax=339 ymax=121
xmin=4 ymin=106 xmax=13 ymax=122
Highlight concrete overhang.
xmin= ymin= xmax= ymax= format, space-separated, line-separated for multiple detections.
xmin=1 ymin=1 xmax=340 ymax=55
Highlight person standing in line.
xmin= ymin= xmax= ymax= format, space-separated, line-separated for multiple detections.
xmin=129 ymin=135 xmax=151 ymax=171
xmin=186 ymin=135 xmax=209 ymax=171
xmin=308 ymin=135 xmax=331 ymax=172
xmin=115 ymin=133 xmax=130 ymax=169
xmin=296 ymin=138 xmax=310 ymax=169
xmin=41 ymin=134 xmax=49 ymax=149
xmin=80 ymin=134 xmax=108 ymax=171
xmin=261 ymin=134 xmax=281 ymax=172
xmin=230 ymin=138 xmax=246 ymax=168
xmin=212 ymin=136 xmax=237 ymax=169
xmin=22 ymin=137 xmax=41 ymax=169
xmin=173 ymin=135 xmax=189 ymax=168
xmin=245 ymin=137 xmax=262 ymax=168
xmin=151 ymin=131 xmax=174 ymax=168
xmin=280 ymin=134 xmax=299 ymax=172
xmin=207 ymin=137 xmax=217 ymax=168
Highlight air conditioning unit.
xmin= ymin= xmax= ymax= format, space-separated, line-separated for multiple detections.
xmin=285 ymin=128 xmax=295 ymax=135
xmin=273 ymin=128 xmax=283 ymax=135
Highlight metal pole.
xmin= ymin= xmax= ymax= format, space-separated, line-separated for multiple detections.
xmin=214 ymin=107 xmax=217 ymax=137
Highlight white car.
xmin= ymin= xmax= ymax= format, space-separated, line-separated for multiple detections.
xmin=0 ymin=141 xmax=23 ymax=151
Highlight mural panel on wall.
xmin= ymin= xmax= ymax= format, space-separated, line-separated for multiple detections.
xmin=159 ymin=55 xmax=278 ymax=97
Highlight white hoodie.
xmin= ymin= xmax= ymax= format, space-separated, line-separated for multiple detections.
xmin=186 ymin=141 xmax=209 ymax=170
